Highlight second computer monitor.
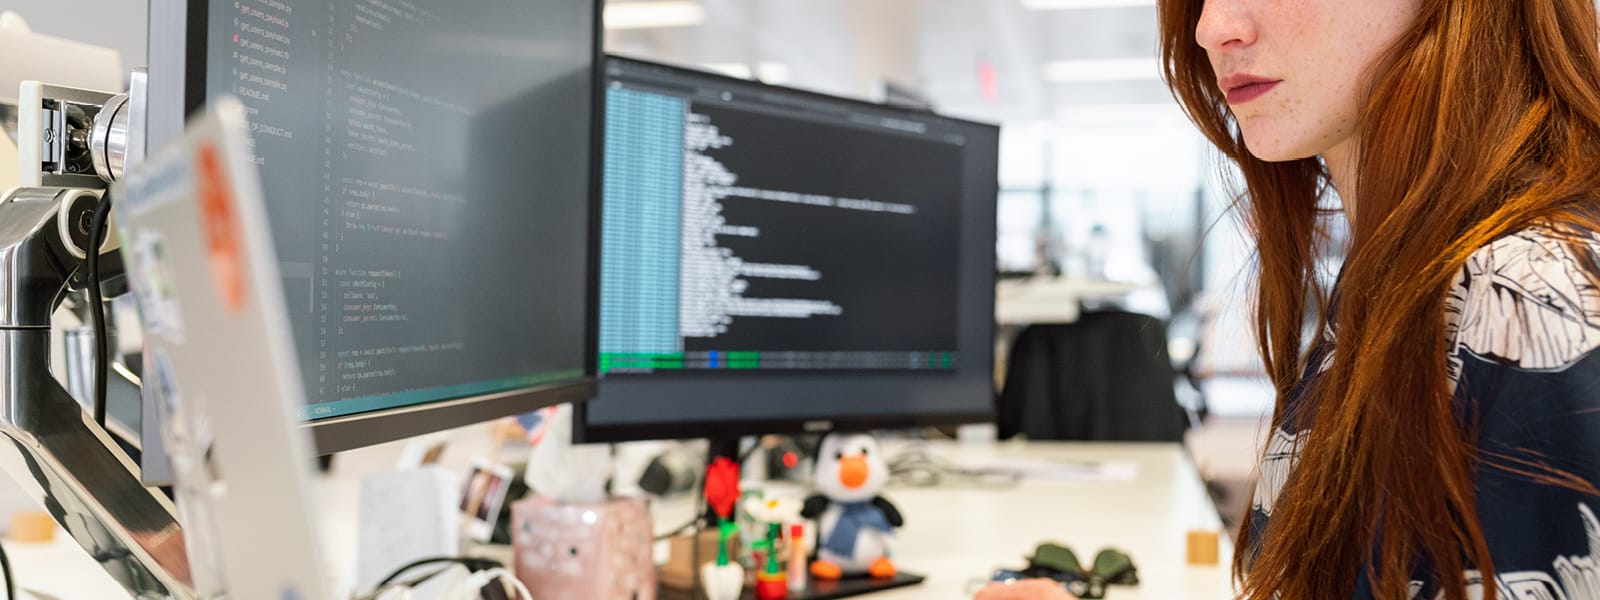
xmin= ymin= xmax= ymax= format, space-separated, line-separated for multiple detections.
xmin=577 ymin=56 xmax=998 ymax=443
xmin=146 ymin=0 xmax=602 ymax=458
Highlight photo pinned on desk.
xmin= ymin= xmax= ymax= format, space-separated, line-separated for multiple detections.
xmin=460 ymin=458 xmax=515 ymax=542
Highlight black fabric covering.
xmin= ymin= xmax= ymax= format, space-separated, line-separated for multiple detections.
xmin=997 ymin=312 xmax=1189 ymax=442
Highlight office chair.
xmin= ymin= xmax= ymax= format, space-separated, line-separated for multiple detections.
xmin=996 ymin=311 xmax=1189 ymax=442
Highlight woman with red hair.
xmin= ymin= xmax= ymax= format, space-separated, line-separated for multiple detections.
xmin=981 ymin=0 xmax=1600 ymax=598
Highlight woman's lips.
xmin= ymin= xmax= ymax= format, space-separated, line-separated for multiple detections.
xmin=1221 ymin=76 xmax=1281 ymax=105
xmin=1228 ymin=81 xmax=1278 ymax=104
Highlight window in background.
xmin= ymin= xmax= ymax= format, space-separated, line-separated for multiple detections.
xmin=996 ymin=189 xmax=1049 ymax=275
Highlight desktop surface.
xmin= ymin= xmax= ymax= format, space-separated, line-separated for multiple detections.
xmin=646 ymin=441 xmax=1235 ymax=599
xmin=11 ymin=436 xmax=1235 ymax=600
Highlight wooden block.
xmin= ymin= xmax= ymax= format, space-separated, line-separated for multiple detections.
xmin=1186 ymin=530 xmax=1219 ymax=565
xmin=10 ymin=511 xmax=55 ymax=543
xmin=661 ymin=527 xmax=740 ymax=591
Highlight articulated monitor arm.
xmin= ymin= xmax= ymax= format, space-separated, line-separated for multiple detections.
xmin=0 ymin=189 xmax=195 ymax=597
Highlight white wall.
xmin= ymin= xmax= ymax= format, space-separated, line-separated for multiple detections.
xmin=2 ymin=0 xmax=146 ymax=69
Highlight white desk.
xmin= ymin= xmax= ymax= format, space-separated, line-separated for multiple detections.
xmin=654 ymin=441 xmax=1236 ymax=600
xmin=3 ymin=531 xmax=144 ymax=599
xmin=6 ymin=439 xmax=1235 ymax=600
xmin=995 ymin=277 xmax=1141 ymax=326
xmin=900 ymin=442 xmax=1234 ymax=599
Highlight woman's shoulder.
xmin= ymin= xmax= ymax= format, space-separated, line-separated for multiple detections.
xmin=1446 ymin=227 xmax=1600 ymax=599
xmin=1444 ymin=222 xmax=1600 ymax=377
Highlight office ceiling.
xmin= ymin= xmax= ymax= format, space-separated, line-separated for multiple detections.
xmin=603 ymin=0 xmax=1175 ymax=126
xmin=11 ymin=0 xmax=1171 ymax=129
xmin=15 ymin=0 xmax=1172 ymax=130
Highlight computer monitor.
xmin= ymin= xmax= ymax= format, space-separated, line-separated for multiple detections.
xmin=575 ymin=56 xmax=999 ymax=443
xmin=143 ymin=0 xmax=601 ymax=462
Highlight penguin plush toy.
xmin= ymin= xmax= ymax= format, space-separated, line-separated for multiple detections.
xmin=801 ymin=433 xmax=903 ymax=580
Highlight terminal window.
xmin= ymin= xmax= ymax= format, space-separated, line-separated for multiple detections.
xmin=600 ymin=64 xmax=966 ymax=373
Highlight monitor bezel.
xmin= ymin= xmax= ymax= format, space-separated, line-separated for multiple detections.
xmin=576 ymin=411 xmax=998 ymax=445
xmin=148 ymin=0 xmax=604 ymax=457
xmin=574 ymin=55 xmax=998 ymax=444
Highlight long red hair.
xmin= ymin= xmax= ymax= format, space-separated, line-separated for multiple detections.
xmin=1160 ymin=1 xmax=1600 ymax=598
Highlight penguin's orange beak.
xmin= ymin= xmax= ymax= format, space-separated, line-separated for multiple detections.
xmin=839 ymin=455 xmax=869 ymax=489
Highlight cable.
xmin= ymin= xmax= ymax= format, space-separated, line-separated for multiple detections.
xmin=654 ymin=515 xmax=699 ymax=541
xmin=886 ymin=444 xmax=1021 ymax=489
xmin=495 ymin=568 xmax=533 ymax=600
xmin=458 ymin=567 xmax=530 ymax=600
xmin=374 ymin=556 xmax=504 ymax=589
xmin=737 ymin=441 xmax=762 ymax=465
xmin=366 ymin=567 xmax=451 ymax=600
xmin=0 ymin=539 xmax=14 ymax=600
xmin=86 ymin=191 xmax=113 ymax=427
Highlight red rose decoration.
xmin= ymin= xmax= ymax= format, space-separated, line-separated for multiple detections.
xmin=704 ymin=457 xmax=741 ymax=520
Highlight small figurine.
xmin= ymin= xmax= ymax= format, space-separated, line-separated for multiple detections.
xmin=801 ymin=433 xmax=903 ymax=580
xmin=701 ymin=457 xmax=745 ymax=600
xmin=743 ymin=496 xmax=803 ymax=599
xmin=787 ymin=523 xmax=807 ymax=592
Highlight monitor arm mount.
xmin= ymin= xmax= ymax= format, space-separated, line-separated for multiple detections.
xmin=0 ymin=73 xmax=197 ymax=598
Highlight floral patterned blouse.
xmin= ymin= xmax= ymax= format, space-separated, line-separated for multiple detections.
xmin=1248 ymin=226 xmax=1600 ymax=598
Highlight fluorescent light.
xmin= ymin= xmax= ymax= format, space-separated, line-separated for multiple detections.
xmin=704 ymin=62 xmax=753 ymax=79
xmin=1020 ymin=0 xmax=1154 ymax=9
xmin=1042 ymin=57 xmax=1159 ymax=82
xmin=757 ymin=62 xmax=791 ymax=85
xmin=604 ymin=1 xmax=704 ymax=29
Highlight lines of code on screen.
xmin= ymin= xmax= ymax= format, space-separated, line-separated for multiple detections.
xmin=208 ymin=0 xmax=594 ymax=418
xmin=599 ymin=66 xmax=965 ymax=373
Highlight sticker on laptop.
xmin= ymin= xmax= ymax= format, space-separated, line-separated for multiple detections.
xmin=125 ymin=230 xmax=186 ymax=342
xmin=148 ymin=348 xmax=181 ymax=421
xmin=194 ymin=141 xmax=250 ymax=314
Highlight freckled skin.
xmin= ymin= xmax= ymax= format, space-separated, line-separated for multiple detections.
xmin=1195 ymin=0 xmax=1423 ymax=166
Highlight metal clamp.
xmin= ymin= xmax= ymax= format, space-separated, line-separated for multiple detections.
xmin=90 ymin=91 xmax=129 ymax=182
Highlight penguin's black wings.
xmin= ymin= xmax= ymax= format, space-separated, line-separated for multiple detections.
xmin=871 ymin=496 xmax=904 ymax=527
xmin=801 ymin=494 xmax=831 ymax=519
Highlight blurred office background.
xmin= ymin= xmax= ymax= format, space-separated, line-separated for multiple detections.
xmin=5 ymin=0 xmax=1332 ymax=536
xmin=597 ymin=0 xmax=1288 ymax=535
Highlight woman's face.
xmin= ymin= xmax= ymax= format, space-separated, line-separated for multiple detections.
xmin=1195 ymin=0 xmax=1422 ymax=162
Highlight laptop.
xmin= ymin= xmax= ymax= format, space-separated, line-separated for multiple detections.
xmin=113 ymin=96 xmax=334 ymax=600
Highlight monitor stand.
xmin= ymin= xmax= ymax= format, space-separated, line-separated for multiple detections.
xmin=702 ymin=437 xmax=926 ymax=600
